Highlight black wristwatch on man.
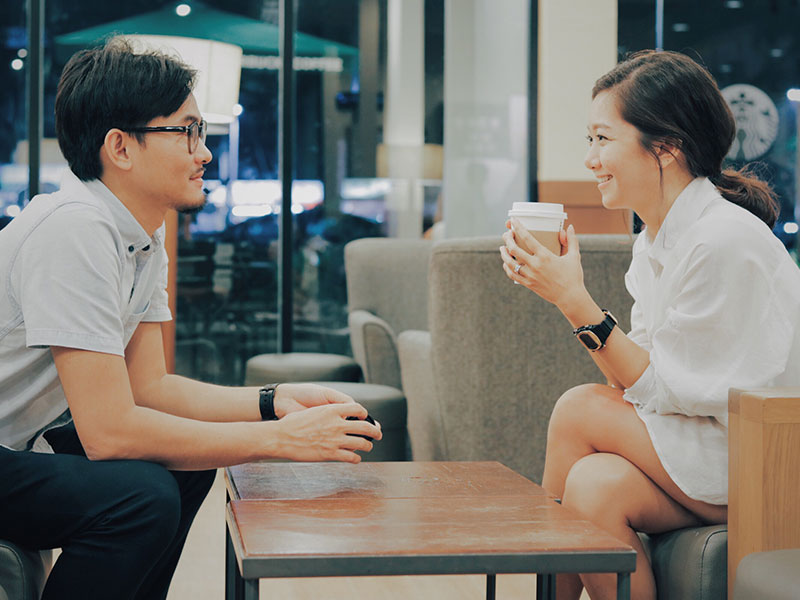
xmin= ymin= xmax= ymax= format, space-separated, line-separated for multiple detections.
xmin=573 ymin=310 xmax=617 ymax=352
xmin=258 ymin=384 xmax=280 ymax=420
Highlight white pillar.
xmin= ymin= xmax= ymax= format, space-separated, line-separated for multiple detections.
xmin=538 ymin=0 xmax=617 ymax=185
xmin=443 ymin=0 xmax=529 ymax=238
xmin=382 ymin=0 xmax=426 ymax=238
xmin=537 ymin=0 xmax=624 ymax=233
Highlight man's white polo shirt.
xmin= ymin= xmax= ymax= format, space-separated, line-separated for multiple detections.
xmin=0 ymin=170 xmax=172 ymax=451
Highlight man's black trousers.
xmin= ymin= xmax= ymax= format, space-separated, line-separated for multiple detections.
xmin=0 ymin=423 xmax=216 ymax=599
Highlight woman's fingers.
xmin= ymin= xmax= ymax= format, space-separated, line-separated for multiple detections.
xmin=502 ymin=229 xmax=522 ymax=258
xmin=509 ymin=217 xmax=548 ymax=255
xmin=565 ymin=224 xmax=580 ymax=256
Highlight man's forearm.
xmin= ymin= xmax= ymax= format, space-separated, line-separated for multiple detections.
xmin=133 ymin=374 xmax=262 ymax=422
xmin=82 ymin=403 xmax=280 ymax=470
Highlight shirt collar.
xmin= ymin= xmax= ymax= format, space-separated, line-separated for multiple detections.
xmin=60 ymin=170 xmax=163 ymax=253
xmin=642 ymin=177 xmax=718 ymax=266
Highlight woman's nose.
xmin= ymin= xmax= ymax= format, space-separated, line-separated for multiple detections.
xmin=584 ymin=146 xmax=599 ymax=171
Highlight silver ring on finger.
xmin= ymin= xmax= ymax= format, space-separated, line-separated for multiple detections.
xmin=514 ymin=263 xmax=523 ymax=274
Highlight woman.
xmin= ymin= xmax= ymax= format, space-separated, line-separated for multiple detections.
xmin=501 ymin=50 xmax=800 ymax=600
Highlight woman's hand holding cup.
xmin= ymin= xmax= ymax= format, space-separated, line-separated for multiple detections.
xmin=501 ymin=219 xmax=588 ymax=312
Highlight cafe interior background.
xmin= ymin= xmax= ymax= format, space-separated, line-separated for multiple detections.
xmin=2 ymin=0 xmax=799 ymax=384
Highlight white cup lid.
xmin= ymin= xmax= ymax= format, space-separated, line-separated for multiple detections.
xmin=508 ymin=202 xmax=567 ymax=220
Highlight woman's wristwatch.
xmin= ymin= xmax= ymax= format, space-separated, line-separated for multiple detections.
xmin=258 ymin=384 xmax=280 ymax=420
xmin=573 ymin=310 xmax=617 ymax=352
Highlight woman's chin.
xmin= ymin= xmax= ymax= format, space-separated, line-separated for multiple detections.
xmin=599 ymin=193 xmax=617 ymax=210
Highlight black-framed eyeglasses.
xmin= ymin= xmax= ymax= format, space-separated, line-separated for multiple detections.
xmin=124 ymin=119 xmax=207 ymax=154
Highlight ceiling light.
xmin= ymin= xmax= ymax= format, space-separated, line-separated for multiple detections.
xmin=672 ymin=23 xmax=690 ymax=33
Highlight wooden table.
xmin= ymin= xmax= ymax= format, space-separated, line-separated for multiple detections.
xmin=224 ymin=461 xmax=635 ymax=599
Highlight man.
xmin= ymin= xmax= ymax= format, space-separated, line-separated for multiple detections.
xmin=0 ymin=38 xmax=380 ymax=600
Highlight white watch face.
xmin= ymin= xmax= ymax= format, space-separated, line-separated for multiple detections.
xmin=721 ymin=84 xmax=779 ymax=161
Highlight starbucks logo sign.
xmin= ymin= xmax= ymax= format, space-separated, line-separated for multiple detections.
xmin=721 ymin=84 xmax=779 ymax=161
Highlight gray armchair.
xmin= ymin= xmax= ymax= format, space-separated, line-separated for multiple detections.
xmin=399 ymin=235 xmax=634 ymax=480
xmin=398 ymin=234 xmax=728 ymax=599
xmin=344 ymin=238 xmax=432 ymax=389
xmin=0 ymin=542 xmax=51 ymax=600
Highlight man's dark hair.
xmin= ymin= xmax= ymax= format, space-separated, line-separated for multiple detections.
xmin=55 ymin=37 xmax=197 ymax=181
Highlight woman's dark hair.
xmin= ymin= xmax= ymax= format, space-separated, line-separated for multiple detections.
xmin=55 ymin=36 xmax=197 ymax=181
xmin=593 ymin=50 xmax=779 ymax=228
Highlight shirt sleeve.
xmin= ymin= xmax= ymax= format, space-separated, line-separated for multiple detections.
xmin=141 ymin=244 xmax=172 ymax=323
xmin=13 ymin=204 xmax=126 ymax=356
xmin=624 ymin=233 xmax=651 ymax=350
xmin=623 ymin=220 xmax=797 ymax=426
xmin=624 ymin=273 xmax=650 ymax=351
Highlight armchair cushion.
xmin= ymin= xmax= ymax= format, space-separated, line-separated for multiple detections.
xmin=733 ymin=549 xmax=800 ymax=600
xmin=0 ymin=541 xmax=51 ymax=600
xmin=345 ymin=238 xmax=432 ymax=388
xmin=398 ymin=329 xmax=446 ymax=461
xmin=348 ymin=309 xmax=401 ymax=389
xmin=640 ymin=525 xmax=727 ymax=600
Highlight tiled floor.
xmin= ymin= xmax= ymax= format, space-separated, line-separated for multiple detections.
xmin=166 ymin=469 xmax=592 ymax=600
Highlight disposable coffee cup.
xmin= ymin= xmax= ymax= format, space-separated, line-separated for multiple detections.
xmin=507 ymin=202 xmax=567 ymax=255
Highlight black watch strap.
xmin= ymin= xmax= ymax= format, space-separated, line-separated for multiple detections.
xmin=573 ymin=310 xmax=618 ymax=352
xmin=258 ymin=384 xmax=279 ymax=421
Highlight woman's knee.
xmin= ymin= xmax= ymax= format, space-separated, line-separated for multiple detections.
xmin=548 ymin=383 xmax=608 ymax=434
xmin=562 ymin=453 xmax=637 ymax=523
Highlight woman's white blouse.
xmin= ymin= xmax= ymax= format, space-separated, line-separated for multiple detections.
xmin=622 ymin=177 xmax=800 ymax=505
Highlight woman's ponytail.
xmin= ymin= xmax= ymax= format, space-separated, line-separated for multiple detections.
xmin=708 ymin=167 xmax=779 ymax=229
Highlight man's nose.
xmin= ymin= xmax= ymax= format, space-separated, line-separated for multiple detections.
xmin=197 ymin=139 xmax=212 ymax=164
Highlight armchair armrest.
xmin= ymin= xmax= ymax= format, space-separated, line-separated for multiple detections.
xmin=398 ymin=330 xmax=447 ymax=461
xmin=728 ymin=386 xmax=800 ymax=598
xmin=348 ymin=309 xmax=401 ymax=388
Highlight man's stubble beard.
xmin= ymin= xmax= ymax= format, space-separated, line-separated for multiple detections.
xmin=174 ymin=191 xmax=208 ymax=216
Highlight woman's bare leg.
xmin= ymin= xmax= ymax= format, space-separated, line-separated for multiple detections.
xmin=564 ymin=453 xmax=703 ymax=599
xmin=540 ymin=383 xmax=727 ymax=600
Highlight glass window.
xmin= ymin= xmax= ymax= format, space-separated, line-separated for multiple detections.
xmin=18 ymin=0 xmax=446 ymax=384
xmin=0 ymin=2 xmax=32 ymax=229
xmin=40 ymin=0 xmax=281 ymax=384
xmin=288 ymin=0 xmax=444 ymax=356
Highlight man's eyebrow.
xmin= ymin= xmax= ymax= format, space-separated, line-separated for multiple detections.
xmin=181 ymin=114 xmax=202 ymax=124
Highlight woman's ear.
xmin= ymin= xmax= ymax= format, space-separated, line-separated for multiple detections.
xmin=101 ymin=128 xmax=133 ymax=172
xmin=656 ymin=143 xmax=681 ymax=169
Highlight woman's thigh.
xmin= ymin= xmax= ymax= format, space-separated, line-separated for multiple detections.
xmin=564 ymin=452 xmax=702 ymax=535
xmin=549 ymin=383 xmax=727 ymax=524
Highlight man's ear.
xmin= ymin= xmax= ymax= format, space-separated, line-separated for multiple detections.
xmin=101 ymin=128 xmax=134 ymax=172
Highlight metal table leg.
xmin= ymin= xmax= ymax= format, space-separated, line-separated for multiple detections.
xmin=536 ymin=573 xmax=556 ymax=600
xmin=243 ymin=578 xmax=259 ymax=600
xmin=226 ymin=527 xmax=243 ymax=600
xmin=486 ymin=574 xmax=496 ymax=600
xmin=616 ymin=571 xmax=631 ymax=600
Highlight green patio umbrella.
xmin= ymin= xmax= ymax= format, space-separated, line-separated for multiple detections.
xmin=55 ymin=1 xmax=358 ymax=58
